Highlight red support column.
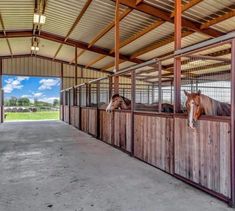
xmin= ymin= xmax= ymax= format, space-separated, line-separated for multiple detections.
xmin=114 ymin=0 xmax=120 ymax=94
xmin=230 ymin=39 xmax=235 ymax=207
xmin=75 ymin=46 xmax=78 ymax=86
xmin=174 ymin=0 xmax=182 ymax=113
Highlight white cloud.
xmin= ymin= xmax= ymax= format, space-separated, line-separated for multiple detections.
xmin=38 ymin=79 xmax=60 ymax=90
xmin=21 ymin=95 xmax=31 ymax=98
xmin=38 ymin=97 xmax=59 ymax=104
xmin=3 ymin=77 xmax=29 ymax=94
xmin=33 ymin=92 xmax=43 ymax=98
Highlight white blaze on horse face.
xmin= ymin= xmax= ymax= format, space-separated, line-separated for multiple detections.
xmin=189 ymin=100 xmax=195 ymax=129
xmin=106 ymin=99 xmax=113 ymax=112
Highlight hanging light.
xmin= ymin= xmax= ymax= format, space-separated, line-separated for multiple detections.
xmin=31 ymin=46 xmax=39 ymax=51
xmin=33 ymin=13 xmax=46 ymax=24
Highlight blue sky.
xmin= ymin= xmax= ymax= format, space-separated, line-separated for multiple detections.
xmin=3 ymin=75 xmax=60 ymax=104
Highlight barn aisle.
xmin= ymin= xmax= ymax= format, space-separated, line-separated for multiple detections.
xmin=0 ymin=121 xmax=231 ymax=211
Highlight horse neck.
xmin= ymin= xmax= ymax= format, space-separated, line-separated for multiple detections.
xmin=199 ymin=94 xmax=216 ymax=115
xmin=122 ymin=96 xmax=131 ymax=109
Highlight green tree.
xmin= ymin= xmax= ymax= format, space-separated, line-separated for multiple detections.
xmin=9 ymin=97 xmax=17 ymax=106
xmin=18 ymin=97 xmax=30 ymax=106
xmin=53 ymin=99 xmax=59 ymax=107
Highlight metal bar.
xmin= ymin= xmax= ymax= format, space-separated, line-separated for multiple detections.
xmin=230 ymin=39 xmax=235 ymax=208
xmin=108 ymin=76 xmax=113 ymax=100
xmin=175 ymin=31 xmax=235 ymax=56
xmin=185 ymin=55 xmax=231 ymax=63
xmin=174 ymin=0 xmax=182 ymax=113
xmin=158 ymin=61 xmax=162 ymax=112
xmin=75 ymin=46 xmax=78 ymax=86
xmin=131 ymin=70 xmax=136 ymax=156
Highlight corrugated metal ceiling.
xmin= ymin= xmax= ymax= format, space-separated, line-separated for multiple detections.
xmin=0 ymin=0 xmax=235 ymax=83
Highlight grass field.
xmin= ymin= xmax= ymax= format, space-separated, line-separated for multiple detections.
xmin=5 ymin=111 xmax=59 ymax=121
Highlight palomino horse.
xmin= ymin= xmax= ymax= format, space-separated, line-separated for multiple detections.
xmin=105 ymin=94 xmax=173 ymax=113
xmin=184 ymin=90 xmax=231 ymax=129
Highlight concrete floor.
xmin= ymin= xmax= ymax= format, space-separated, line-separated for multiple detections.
xmin=0 ymin=121 xmax=233 ymax=211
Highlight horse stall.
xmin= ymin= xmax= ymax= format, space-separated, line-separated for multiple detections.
xmin=62 ymin=89 xmax=70 ymax=124
xmin=172 ymin=41 xmax=233 ymax=201
xmin=60 ymin=35 xmax=235 ymax=206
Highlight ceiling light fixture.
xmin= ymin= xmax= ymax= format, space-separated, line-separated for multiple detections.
xmin=33 ymin=13 xmax=46 ymax=24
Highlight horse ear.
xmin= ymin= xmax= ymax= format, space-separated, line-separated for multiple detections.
xmin=184 ymin=90 xmax=188 ymax=96
xmin=197 ymin=90 xmax=201 ymax=95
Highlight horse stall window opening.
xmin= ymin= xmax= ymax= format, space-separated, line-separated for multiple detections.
xmin=99 ymin=78 xmax=110 ymax=107
xmin=134 ymin=61 xmax=174 ymax=113
xmin=90 ymin=83 xmax=97 ymax=107
xmin=80 ymin=85 xmax=87 ymax=107
xmin=180 ymin=43 xmax=231 ymax=117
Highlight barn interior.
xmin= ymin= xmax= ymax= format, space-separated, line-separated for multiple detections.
xmin=1 ymin=0 xmax=235 ymax=210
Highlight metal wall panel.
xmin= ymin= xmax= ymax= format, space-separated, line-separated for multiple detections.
xmin=2 ymin=57 xmax=61 ymax=77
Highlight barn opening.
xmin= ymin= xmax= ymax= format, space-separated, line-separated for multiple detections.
xmin=3 ymin=75 xmax=60 ymax=121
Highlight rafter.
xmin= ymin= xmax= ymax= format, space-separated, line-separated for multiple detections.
xmin=0 ymin=30 xmax=145 ymax=64
xmin=170 ymin=0 xmax=203 ymax=18
xmin=0 ymin=14 xmax=13 ymax=57
xmin=115 ymin=0 xmax=224 ymax=37
xmin=53 ymin=0 xmax=93 ymax=59
xmin=87 ymin=0 xmax=201 ymax=69
xmin=201 ymin=7 xmax=235 ymax=29
xmin=70 ymin=8 xmax=132 ymax=64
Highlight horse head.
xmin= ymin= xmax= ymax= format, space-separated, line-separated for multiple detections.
xmin=106 ymin=94 xmax=131 ymax=112
xmin=184 ymin=90 xmax=203 ymax=129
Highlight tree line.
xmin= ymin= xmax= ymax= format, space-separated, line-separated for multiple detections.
xmin=4 ymin=97 xmax=59 ymax=107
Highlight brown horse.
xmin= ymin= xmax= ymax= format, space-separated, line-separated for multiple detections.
xmin=106 ymin=94 xmax=173 ymax=113
xmin=184 ymin=90 xmax=230 ymax=129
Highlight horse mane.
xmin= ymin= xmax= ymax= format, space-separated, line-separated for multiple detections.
xmin=122 ymin=96 xmax=131 ymax=106
xmin=200 ymin=94 xmax=230 ymax=116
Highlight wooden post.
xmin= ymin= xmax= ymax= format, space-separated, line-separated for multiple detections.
xmin=108 ymin=76 xmax=113 ymax=100
xmin=174 ymin=0 xmax=182 ymax=113
xmin=151 ymin=84 xmax=155 ymax=103
xmin=75 ymin=46 xmax=78 ymax=86
xmin=60 ymin=63 xmax=64 ymax=121
xmin=131 ymin=70 xmax=136 ymax=156
xmin=230 ymin=39 xmax=235 ymax=207
xmin=78 ymin=86 xmax=82 ymax=130
xmin=157 ymin=60 xmax=162 ymax=112
xmin=61 ymin=62 xmax=64 ymax=90
xmin=114 ymin=0 xmax=120 ymax=94
xmin=0 ymin=57 xmax=3 ymax=123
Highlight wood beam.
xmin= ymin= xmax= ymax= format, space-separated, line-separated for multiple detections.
xmin=0 ymin=30 xmax=145 ymax=64
xmin=114 ymin=0 xmax=120 ymax=93
xmin=70 ymin=8 xmax=132 ymax=63
xmin=201 ymin=8 xmax=235 ymax=29
xmin=75 ymin=46 xmax=78 ymax=85
xmin=170 ymin=0 xmax=203 ymax=18
xmin=85 ymin=55 xmax=106 ymax=68
xmin=115 ymin=0 xmax=224 ymax=37
xmin=91 ymin=0 xmax=202 ymax=69
xmin=174 ymin=0 xmax=182 ymax=112
xmin=53 ymin=0 xmax=93 ymax=59
xmin=0 ymin=14 xmax=13 ymax=57
xmin=131 ymin=30 xmax=192 ymax=59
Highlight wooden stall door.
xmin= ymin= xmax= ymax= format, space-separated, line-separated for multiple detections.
xmin=70 ymin=106 xmax=79 ymax=128
xmin=134 ymin=114 xmax=174 ymax=174
xmin=88 ymin=108 xmax=98 ymax=137
xmin=99 ymin=110 xmax=113 ymax=144
xmin=81 ymin=108 xmax=89 ymax=132
xmin=64 ymin=106 xmax=70 ymax=124
xmin=174 ymin=117 xmax=231 ymax=198
xmin=114 ymin=111 xmax=131 ymax=152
